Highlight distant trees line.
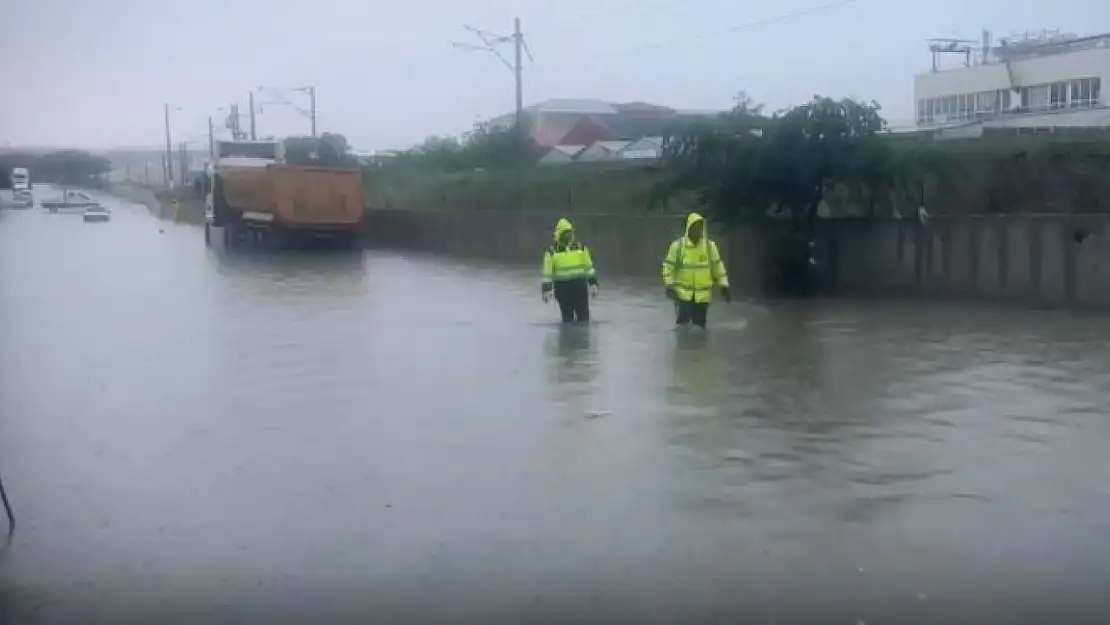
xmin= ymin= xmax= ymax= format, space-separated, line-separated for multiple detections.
xmin=0 ymin=150 xmax=112 ymax=189
xmin=369 ymin=123 xmax=542 ymax=175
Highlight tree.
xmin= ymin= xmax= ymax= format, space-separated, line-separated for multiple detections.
xmin=283 ymin=132 xmax=359 ymax=167
xmin=0 ymin=150 xmax=111 ymax=188
xmin=377 ymin=120 xmax=543 ymax=175
xmin=657 ymin=95 xmax=894 ymax=292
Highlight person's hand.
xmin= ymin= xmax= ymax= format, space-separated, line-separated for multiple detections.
xmin=542 ymin=291 xmax=551 ymax=303
xmin=664 ymin=286 xmax=677 ymax=301
xmin=720 ymin=286 xmax=731 ymax=303
xmin=589 ymin=284 xmax=599 ymax=298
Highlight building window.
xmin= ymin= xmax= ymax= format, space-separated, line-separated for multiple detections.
xmin=1050 ymin=82 xmax=1068 ymax=109
xmin=1021 ymin=85 xmax=1050 ymax=111
xmin=1069 ymin=77 xmax=1101 ymax=108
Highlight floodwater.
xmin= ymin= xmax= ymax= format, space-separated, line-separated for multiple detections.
xmin=4 ymin=191 xmax=1110 ymax=624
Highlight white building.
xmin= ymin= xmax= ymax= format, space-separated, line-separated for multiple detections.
xmin=538 ymin=144 xmax=585 ymax=165
xmin=576 ymin=140 xmax=630 ymax=162
xmin=915 ymin=30 xmax=1109 ymax=128
xmin=618 ymin=136 xmax=664 ymax=160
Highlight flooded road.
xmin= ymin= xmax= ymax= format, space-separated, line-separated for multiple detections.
xmin=4 ymin=194 xmax=1110 ymax=624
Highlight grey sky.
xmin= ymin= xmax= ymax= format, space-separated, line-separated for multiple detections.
xmin=1 ymin=0 xmax=1106 ymax=150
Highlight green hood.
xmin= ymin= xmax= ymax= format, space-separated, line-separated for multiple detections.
xmin=684 ymin=212 xmax=706 ymax=242
xmin=553 ymin=217 xmax=574 ymax=242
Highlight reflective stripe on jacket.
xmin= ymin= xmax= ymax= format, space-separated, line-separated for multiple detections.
xmin=661 ymin=212 xmax=729 ymax=303
xmin=542 ymin=218 xmax=597 ymax=287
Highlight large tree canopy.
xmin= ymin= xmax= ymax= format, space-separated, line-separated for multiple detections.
xmin=656 ymin=93 xmax=954 ymax=293
xmin=283 ymin=132 xmax=358 ymax=167
xmin=659 ymin=95 xmax=893 ymax=234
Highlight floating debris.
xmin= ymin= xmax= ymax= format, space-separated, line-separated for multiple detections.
xmin=724 ymin=449 xmax=751 ymax=461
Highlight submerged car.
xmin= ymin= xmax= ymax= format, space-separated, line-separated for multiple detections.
xmin=83 ymin=204 xmax=110 ymax=222
xmin=43 ymin=190 xmax=99 ymax=212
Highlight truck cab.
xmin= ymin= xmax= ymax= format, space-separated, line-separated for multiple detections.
xmin=11 ymin=168 xmax=30 ymax=192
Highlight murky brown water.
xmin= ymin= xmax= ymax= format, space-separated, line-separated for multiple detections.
xmin=4 ymin=191 xmax=1110 ymax=624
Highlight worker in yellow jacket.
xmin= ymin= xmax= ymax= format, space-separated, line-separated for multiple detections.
xmin=661 ymin=212 xmax=730 ymax=328
xmin=542 ymin=218 xmax=599 ymax=323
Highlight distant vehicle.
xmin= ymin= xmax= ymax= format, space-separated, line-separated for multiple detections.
xmin=83 ymin=204 xmax=111 ymax=222
xmin=205 ymin=139 xmax=365 ymax=249
xmin=10 ymin=167 xmax=30 ymax=191
xmin=42 ymin=190 xmax=100 ymax=212
xmin=11 ymin=190 xmax=34 ymax=209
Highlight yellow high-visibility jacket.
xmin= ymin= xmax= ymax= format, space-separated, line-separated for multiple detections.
xmin=661 ymin=212 xmax=729 ymax=303
xmin=542 ymin=218 xmax=597 ymax=292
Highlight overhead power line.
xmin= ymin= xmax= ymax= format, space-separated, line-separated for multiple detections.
xmin=451 ymin=17 xmax=534 ymax=127
xmin=542 ymin=0 xmax=865 ymax=67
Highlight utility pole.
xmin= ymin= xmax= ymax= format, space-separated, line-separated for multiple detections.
xmin=229 ymin=103 xmax=241 ymax=140
xmin=163 ymin=103 xmax=174 ymax=188
xmin=249 ymin=91 xmax=257 ymax=140
xmin=513 ymin=17 xmax=523 ymax=125
xmin=179 ymin=142 xmax=188 ymax=189
xmin=208 ymin=116 xmax=215 ymax=159
xmin=309 ymin=86 xmax=316 ymax=138
xmin=451 ymin=17 xmax=533 ymax=129
xmin=256 ymin=85 xmax=316 ymax=137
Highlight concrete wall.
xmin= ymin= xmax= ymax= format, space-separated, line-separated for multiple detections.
xmin=365 ymin=209 xmax=1110 ymax=308
xmin=821 ymin=214 xmax=1110 ymax=307
xmin=363 ymin=209 xmax=773 ymax=293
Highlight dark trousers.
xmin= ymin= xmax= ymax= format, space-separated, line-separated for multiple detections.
xmin=554 ymin=280 xmax=590 ymax=323
xmin=675 ymin=299 xmax=709 ymax=328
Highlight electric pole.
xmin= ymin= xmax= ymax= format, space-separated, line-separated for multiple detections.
xmin=163 ymin=103 xmax=174 ymax=188
xmin=179 ymin=142 xmax=188 ymax=189
xmin=229 ymin=103 xmax=241 ymax=140
xmin=208 ymin=116 xmax=215 ymax=159
xmin=451 ymin=17 xmax=533 ymax=128
xmin=249 ymin=91 xmax=257 ymax=140
xmin=309 ymin=86 xmax=316 ymax=138
xmin=513 ymin=17 xmax=523 ymax=124
xmin=256 ymin=85 xmax=316 ymax=137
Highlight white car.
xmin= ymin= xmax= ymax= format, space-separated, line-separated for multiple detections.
xmin=83 ymin=204 xmax=110 ymax=222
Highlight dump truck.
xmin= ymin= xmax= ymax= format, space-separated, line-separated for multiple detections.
xmin=204 ymin=140 xmax=366 ymax=249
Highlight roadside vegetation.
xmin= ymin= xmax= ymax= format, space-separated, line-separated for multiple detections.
xmin=366 ymin=92 xmax=1110 ymax=224
xmin=0 ymin=150 xmax=112 ymax=189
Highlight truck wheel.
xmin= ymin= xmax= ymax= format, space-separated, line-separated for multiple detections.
xmin=337 ymin=231 xmax=359 ymax=249
xmin=223 ymin=224 xmax=237 ymax=250
xmin=267 ymin=228 xmax=288 ymax=251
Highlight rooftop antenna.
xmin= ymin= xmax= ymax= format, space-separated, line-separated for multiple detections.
xmin=452 ymin=17 xmax=534 ymax=129
xmin=927 ymin=38 xmax=978 ymax=71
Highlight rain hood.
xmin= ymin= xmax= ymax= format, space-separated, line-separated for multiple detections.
xmin=553 ymin=217 xmax=575 ymax=242
xmin=684 ymin=212 xmax=706 ymax=244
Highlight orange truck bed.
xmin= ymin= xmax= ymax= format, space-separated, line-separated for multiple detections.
xmin=217 ymin=163 xmax=365 ymax=230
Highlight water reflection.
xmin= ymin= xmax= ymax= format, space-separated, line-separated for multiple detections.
xmin=544 ymin=323 xmax=598 ymax=399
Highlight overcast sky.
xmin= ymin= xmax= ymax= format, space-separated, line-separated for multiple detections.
xmin=1 ymin=0 xmax=1106 ymax=150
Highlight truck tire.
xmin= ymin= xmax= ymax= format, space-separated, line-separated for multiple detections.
xmin=223 ymin=223 xmax=238 ymax=250
xmin=335 ymin=231 xmax=359 ymax=250
xmin=211 ymin=174 xmax=229 ymax=228
xmin=267 ymin=227 xmax=288 ymax=251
